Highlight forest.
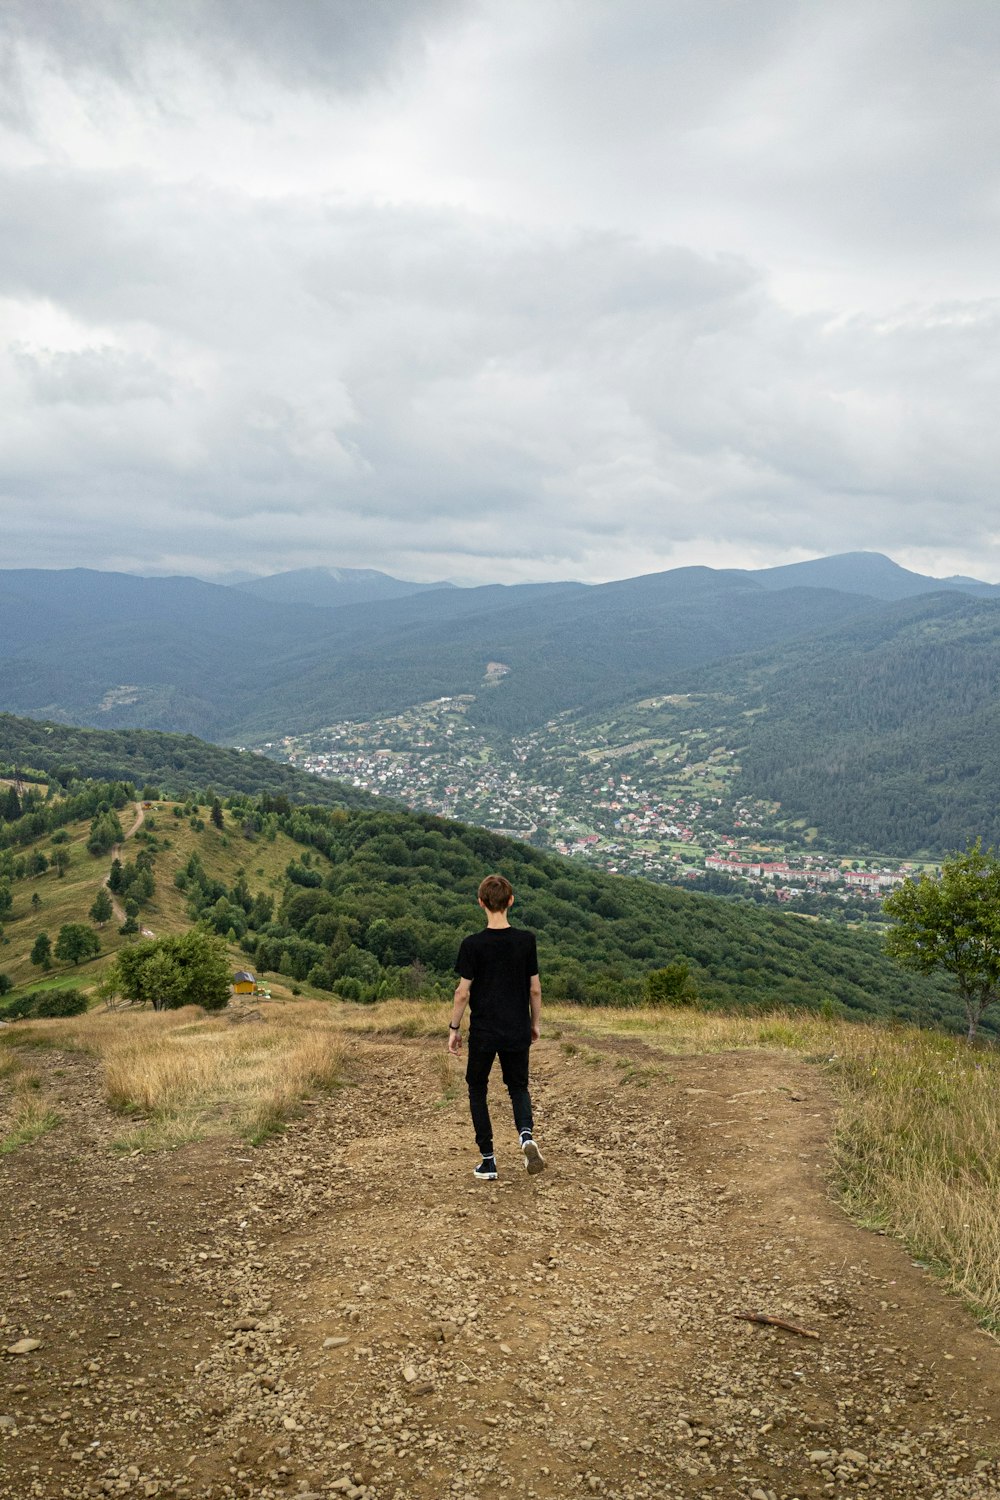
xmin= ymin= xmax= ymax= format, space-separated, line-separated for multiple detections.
xmin=183 ymin=796 xmax=968 ymax=1033
xmin=0 ymin=714 xmax=377 ymax=811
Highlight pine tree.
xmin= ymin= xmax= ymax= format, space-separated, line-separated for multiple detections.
xmin=30 ymin=932 xmax=52 ymax=970
xmin=90 ymin=887 xmax=114 ymax=926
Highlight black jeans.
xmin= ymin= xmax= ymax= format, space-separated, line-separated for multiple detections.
xmin=465 ymin=1039 xmax=533 ymax=1157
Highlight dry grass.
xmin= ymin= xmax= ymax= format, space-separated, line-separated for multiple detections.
xmin=16 ymin=1001 xmax=347 ymax=1150
xmin=0 ymin=1075 xmax=61 ymax=1154
xmin=833 ymin=1030 xmax=1000 ymax=1329
xmin=552 ymin=1000 xmax=1000 ymax=1330
xmin=333 ymin=998 xmax=451 ymax=1038
xmin=9 ymin=991 xmax=1000 ymax=1326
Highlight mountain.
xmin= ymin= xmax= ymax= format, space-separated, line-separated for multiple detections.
xmin=0 ymin=564 xmax=875 ymax=741
xmin=0 ymin=553 xmax=997 ymax=791
xmin=746 ymin=550 xmax=998 ymax=601
xmin=232 ymin=566 xmax=457 ymax=609
xmin=679 ymin=589 xmax=1000 ymax=855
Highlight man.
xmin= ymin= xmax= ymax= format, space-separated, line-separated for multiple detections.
xmin=448 ymin=873 xmax=545 ymax=1180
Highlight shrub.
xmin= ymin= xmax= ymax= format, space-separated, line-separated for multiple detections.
xmin=645 ymin=961 xmax=698 ymax=1007
xmin=32 ymin=987 xmax=88 ymax=1018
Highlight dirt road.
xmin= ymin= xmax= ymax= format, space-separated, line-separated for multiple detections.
xmin=103 ymin=805 xmax=147 ymax=929
xmin=2 ymin=1026 xmax=999 ymax=1499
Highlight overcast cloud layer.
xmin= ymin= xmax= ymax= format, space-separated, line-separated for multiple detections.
xmin=1 ymin=0 xmax=999 ymax=584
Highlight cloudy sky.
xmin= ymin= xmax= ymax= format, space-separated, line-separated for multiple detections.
xmin=1 ymin=0 xmax=999 ymax=585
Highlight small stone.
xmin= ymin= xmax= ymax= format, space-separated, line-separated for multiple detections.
xmin=0 ymin=1416 xmax=16 ymax=1431
xmin=436 ymin=1322 xmax=458 ymax=1342
xmin=233 ymin=1319 xmax=259 ymax=1332
xmin=5 ymin=1339 xmax=42 ymax=1356
xmin=808 ymin=1450 xmax=834 ymax=1464
xmin=410 ymin=1381 xmax=435 ymax=1396
xmin=499 ymin=1343 xmax=512 ymax=1355
xmin=401 ymin=1365 xmax=418 ymax=1382
xmin=323 ymin=1336 xmax=350 ymax=1349
xmin=840 ymin=1448 xmax=868 ymax=1466
xmin=282 ymin=1416 xmax=298 ymax=1431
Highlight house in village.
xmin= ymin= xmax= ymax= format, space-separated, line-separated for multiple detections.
xmin=231 ymin=970 xmax=258 ymax=996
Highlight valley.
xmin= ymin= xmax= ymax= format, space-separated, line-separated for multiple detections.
xmin=269 ymin=694 xmax=927 ymax=922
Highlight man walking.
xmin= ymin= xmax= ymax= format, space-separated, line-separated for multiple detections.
xmin=448 ymin=873 xmax=545 ymax=1180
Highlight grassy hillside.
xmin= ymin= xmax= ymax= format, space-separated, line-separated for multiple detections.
xmin=0 ymin=799 xmax=315 ymax=1002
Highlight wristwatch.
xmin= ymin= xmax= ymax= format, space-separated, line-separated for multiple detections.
xmin=448 ymin=1022 xmax=460 ymax=1031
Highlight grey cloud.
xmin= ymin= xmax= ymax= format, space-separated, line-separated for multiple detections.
xmin=2 ymin=159 xmax=999 ymax=581
xmin=1 ymin=2 xmax=1000 ymax=584
xmin=0 ymin=0 xmax=461 ymax=112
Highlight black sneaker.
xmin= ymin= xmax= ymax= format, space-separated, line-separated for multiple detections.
xmin=474 ymin=1156 xmax=498 ymax=1181
xmin=520 ymin=1133 xmax=545 ymax=1175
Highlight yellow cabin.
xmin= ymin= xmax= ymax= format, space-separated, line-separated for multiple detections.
xmin=232 ymin=970 xmax=257 ymax=995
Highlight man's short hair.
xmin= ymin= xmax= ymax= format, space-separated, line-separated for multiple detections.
xmin=478 ymin=874 xmax=514 ymax=912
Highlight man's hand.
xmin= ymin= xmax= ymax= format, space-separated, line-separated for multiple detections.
xmin=447 ymin=1026 xmax=462 ymax=1056
xmin=530 ymin=1022 xmax=541 ymax=1043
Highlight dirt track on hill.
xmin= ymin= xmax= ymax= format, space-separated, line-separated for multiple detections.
xmin=2 ymin=1025 xmax=1000 ymax=1500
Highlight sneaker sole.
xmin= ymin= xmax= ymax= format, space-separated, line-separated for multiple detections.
xmin=473 ymin=1168 xmax=498 ymax=1181
xmin=522 ymin=1140 xmax=545 ymax=1175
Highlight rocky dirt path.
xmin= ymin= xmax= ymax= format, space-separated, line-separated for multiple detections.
xmin=2 ymin=1025 xmax=1000 ymax=1499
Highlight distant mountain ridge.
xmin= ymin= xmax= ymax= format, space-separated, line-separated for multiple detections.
xmin=745 ymin=551 xmax=999 ymax=601
xmin=232 ymin=566 xmax=457 ymax=609
xmin=0 ymin=552 xmax=994 ymax=750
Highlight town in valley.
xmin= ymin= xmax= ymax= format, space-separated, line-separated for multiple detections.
xmin=261 ymin=690 xmax=926 ymax=923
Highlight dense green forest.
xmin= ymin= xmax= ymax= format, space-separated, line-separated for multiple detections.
xmin=185 ymin=796 xmax=969 ymax=1033
xmin=0 ymin=715 xmax=377 ymax=811
xmin=0 ymin=565 xmax=877 ymax=741
xmin=693 ymin=593 xmax=1000 ymax=855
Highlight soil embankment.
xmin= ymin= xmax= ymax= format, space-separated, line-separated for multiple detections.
xmin=2 ymin=1029 xmax=999 ymax=1498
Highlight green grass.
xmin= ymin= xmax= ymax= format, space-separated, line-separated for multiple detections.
xmin=0 ymin=1094 xmax=61 ymax=1154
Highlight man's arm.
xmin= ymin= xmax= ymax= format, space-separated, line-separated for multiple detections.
xmin=448 ymin=977 xmax=472 ymax=1055
xmin=529 ymin=973 xmax=542 ymax=1043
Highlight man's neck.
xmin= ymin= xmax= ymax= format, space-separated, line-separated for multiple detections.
xmin=485 ymin=913 xmax=511 ymax=929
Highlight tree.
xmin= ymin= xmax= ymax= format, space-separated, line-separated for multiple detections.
xmin=90 ymin=887 xmax=114 ymax=926
xmin=87 ymin=809 xmax=124 ymax=856
xmin=884 ymin=841 xmax=1000 ymax=1043
xmin=54 ymin=922 xmax=101 ymax=966
xmin=30 ymin=932 xmax=52 ymax=970
xmin=105 ymin=928 xmax=230 ymax=1012
xmin=210 ymin=798 xmax=224 ymax=830
xmin=645 ymin=960 xmax=698 ymax=1006
xmin=51 ymin=847 xmax=71 ymax=878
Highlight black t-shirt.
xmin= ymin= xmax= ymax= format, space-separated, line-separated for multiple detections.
xmin=454 ymin=926 xmax=539 ymax=1049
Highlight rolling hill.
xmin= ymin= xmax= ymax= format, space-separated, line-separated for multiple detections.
xmin=0 ymin=719 xmax=974 ymax=1034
